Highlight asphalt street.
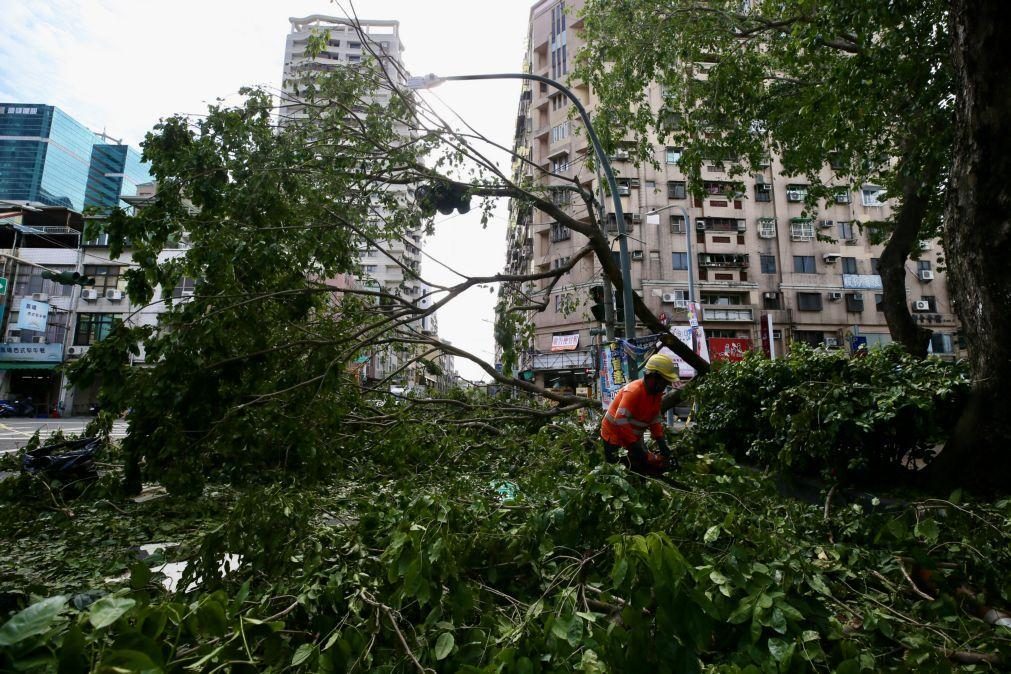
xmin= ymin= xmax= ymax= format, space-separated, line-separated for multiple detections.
xmin=0 ymin=417 xmax=128 ymax=453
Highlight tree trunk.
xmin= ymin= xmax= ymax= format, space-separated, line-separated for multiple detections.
xmin=930 ymin=0 xmax=1011 ymax=490
xmin=879 ymin=167 xmax=933 ymax=358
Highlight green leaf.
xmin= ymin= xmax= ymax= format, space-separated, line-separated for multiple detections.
xmin=914 ymin=519 xmax=940 ymax=543
xmin=434 ymin=632 xmax=455 ymax=660
xmin=291 ymin=643 xmax=317 ymax=667
xmin=703 ymin=525 xmax=720 ymax=544
xmin=0 ymin=595 xmax=67 ymax=646
xmin=88 ymin=596 xmax=136 ymax=629
xmin=768 ymin=637 xmax=795 ymax=666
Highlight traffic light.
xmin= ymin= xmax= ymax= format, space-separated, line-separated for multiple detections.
xmin=415 ymin=181 xmax=472 ymax=217
xmin=40 ymin=270 xmax=95 ymax=287
xmin=589 ymin=285 xmax=606 ymax=322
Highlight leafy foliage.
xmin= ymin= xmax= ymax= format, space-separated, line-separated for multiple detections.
xmin=683 ymin=345 xmax=969 ymax=483
xmin=3 ymin=401 xmax=1009 ymax=672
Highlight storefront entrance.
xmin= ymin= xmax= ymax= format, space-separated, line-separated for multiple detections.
xmin=0 ymin=364 xmax=60 ymax=416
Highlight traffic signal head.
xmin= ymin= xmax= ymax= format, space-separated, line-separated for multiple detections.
xmin=40 ymin=270 xmax=95 ymax=287
xmin=589 ymin=284 xmax=606 ymax=322
xmin=415 ymin=181 xmax=472 ymax=217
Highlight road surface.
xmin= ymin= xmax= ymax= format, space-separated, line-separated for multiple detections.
xmin=0 ymin=417 xmax=128 ymax=453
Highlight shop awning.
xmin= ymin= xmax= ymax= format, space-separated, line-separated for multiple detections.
xmin=0 ymin=362 xmax=59 ymax=370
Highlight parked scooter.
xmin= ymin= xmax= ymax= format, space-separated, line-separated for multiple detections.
xmin=22 ymin=437 xmax=100 ymax=482
xmin=0 ymin=397 xmax=35 ymax=418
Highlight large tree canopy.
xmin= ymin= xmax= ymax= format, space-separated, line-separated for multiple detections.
xmin=575 ymin=0 xmax=952 ymax=356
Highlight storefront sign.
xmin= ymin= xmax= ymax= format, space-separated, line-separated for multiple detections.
xmin=710 ymin=338 xmax=751 ymax=362
xmin=550 ymin=334 xmax=580 ymax=351
xmin=16 ymin=298 xmax=50 ymax=332
xmin=659 ymin=326 xmax=711 ymax=378
xmin=0 ymin=342 xmax=63 ymax=362
xmin=760 ymin=313 xmax=776 ymax=359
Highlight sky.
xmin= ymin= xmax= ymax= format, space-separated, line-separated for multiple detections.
xmin=0 ymin=0 xmax=533 ymax=381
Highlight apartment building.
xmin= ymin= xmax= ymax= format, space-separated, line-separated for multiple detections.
xmin=504 ymin=0 xmax=960 ymax=390
xmin=282 ymin=16 xmax=450 ymax=390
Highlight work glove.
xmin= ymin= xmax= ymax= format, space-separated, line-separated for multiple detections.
xmin=654 ymin=437 xmax=680 ymax=471
xmin=654 ymin=436 xmax=670 ymax=458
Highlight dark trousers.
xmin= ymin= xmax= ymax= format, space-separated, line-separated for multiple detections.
xmin=602 ymin=438 xmax=648 ymax=472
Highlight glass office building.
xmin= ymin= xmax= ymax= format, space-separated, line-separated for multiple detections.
xmin=0 ymin=103 xmax=150 ymax=211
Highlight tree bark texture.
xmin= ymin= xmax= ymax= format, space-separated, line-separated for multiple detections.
xmin=932 ymin=0 xmax=1011 ymax=489
xmin=879 ymin=165 xmax=934 ymax=358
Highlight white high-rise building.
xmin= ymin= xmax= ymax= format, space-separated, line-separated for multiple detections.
xmin=282 ymin=16 xmax=429 ymax=387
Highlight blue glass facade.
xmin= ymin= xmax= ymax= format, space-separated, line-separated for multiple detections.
xmin=0 ymin=103 xmax=150 ymax=211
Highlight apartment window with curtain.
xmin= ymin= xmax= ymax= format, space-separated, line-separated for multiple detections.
xmin=760 ymin=255 xmax=776 ymax=273
xmin=793 ymin=255 xmax=816 ymax=273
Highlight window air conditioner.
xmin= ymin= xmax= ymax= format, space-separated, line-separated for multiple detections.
xmin=181 ymin=290 xmax=195 ymax=297
xmin=835 ymin=193 xmax=851 ymax=203
xmin=919 ymin=240 xmax=931 ymax=251
xmin=786 ymin=190 xmax=803 ymax=202
xmin=850 ymin=293 xmax=864 ymax=300
xmin=617 ymin=186 xmax=631 ymax=196
xmin=763 ymin=292 xmax=778 ymax=299
xmin=824 ymin=337 xmax=840 ymax=347
xmin=661 ymin=293 xmax=680 ymax=303
xmin=736 ymin=220 xmax=747 ymax=232
xmin=919 ymin=269 xmax=935 ymax=281
xmin=673 ymin=299 xmax=688 ymax=309
xmin=613 ymin=150 xmax=629 ymax=160
xmin=823 ymin=253 xmax=841 ymax=263
xmin=914 ymin=300 xmax=931 ymax=311
xmin=631 ymin=250 xmax=644 ymax=261
xmin=695 ymin=219 xmax=706 ymax=231
xmin=630 ymin=213 xmax=642 ymax=223
xmin=105 ymin=289 xmax=124 ymax=301
xmin=7 ymin=336 xmax=20 ymax=343
xmin=828 ymin=291 xmax=843 ymax=301
xmin=818 ymin=220 xmax=834 ymax=229
xmin=81 ymin=289 xmax=99 ymax=301
xmin=31 ymin=293 xmax=49 ymax=302
xmin=32 ymin=336 xmax=46 ymax=344
xmin=67 ymin=345 xmax=90 ymax=356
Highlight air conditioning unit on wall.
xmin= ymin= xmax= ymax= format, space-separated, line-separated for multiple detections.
xmin=919 ymin=269 xmax=935 ymax=281
xmin=81 ymin=289 xmax=99 ymax=301
xmin=914 ymin=300 xmax=931 ymax=311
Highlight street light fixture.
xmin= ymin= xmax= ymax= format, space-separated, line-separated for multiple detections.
xmin=407 ymin=72 xmax=638 ymax=339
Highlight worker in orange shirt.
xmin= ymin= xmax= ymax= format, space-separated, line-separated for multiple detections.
xmin=600 ymin=354 xmax=679 ymax=475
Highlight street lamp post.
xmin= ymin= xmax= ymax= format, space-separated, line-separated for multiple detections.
xmin=408 ymin=72 xmax=637 ymax=339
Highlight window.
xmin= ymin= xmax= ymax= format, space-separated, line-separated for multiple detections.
xmin=672 ymin=252 xmax=689 ymax=270
xmin=793 ymin=256 xmax=816 ymax=273
xmin=920 ymin=295 xmax=937 ymax=312
xmin=74 ymin=313 xmax=118 ymax=346
xmin=550 ymin=121 xmax=570 ymax=143
xmin=793 ymin=330 xmax=824 ymax=345
xmin=549 ymin=188 xmax=571 ymax=206
xmin=875 ymin=293 xmax=884 ymax=311
xmin=362 ymin=265 xmax=377 ymax=274
xmin=757 ymin=218 xmax=776 ymax=238
xmin=870 ymin=258 xmax=881 ymax=275
xmin=760 ymin=255 xmax=776 ymax=274
xmin=917 ymin=260 xmax=933 ymax=272
xmin=550 ymin=222 xmax=571 ymax=242
xmin=861 ymin=187 xmax=885 ymax=206
xmin=648 ymin=250 xmax=661 ymax=263
xmin=838 ymin=220 xmax=855 ymax=240
xmin=797 ymin=293 xmax=823 ymax=311
xmin=786 ymin=184 xmax=808 ymax=202
xmin=670 ymin=215 xmax=686 ymax=233
xmin=172 ymin=277 xmax=197 ymax=298
xmin=845 ymin=293 xmax=865 ymax=312
xmin=762 ymin=293 xmax=781 ymax=310
xmin=83 ymin=265 xmax=123 ymax=294
xmin=842 ymin=257 xmax=858 ymax=274
xmin=930 ymin=333 xmax=954 ymax=354
xmin=645 ymin=180 xmax=656 ymax=191
xmin=755 ymin=183 xmax=772 ymax=202
xmin=789 ymin=219 xmax=814 ymax=241
xmin=14 ymin=265 xmax=76 ymax=297
xmin=665 ymin=147 xmax=683 ymax=165
xmin=834 ymin=189 xmax=851 ymax=204
xmin=551 ymin=154 xmax=569 ymax=173
xmin=667 ymin=180 xmax=686 ymax=199
xmin=701 ymin=293 xmax=742 ymax=305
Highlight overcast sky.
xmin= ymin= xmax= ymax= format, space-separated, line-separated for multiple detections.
xmin=0 ymin=0 xmax=533 ymax=380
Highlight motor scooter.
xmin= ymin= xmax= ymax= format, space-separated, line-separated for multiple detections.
xmin=0 ymin=397 xmax=35 ymax=418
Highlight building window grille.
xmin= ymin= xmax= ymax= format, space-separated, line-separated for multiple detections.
xmin=667 ymin=180 xmax=686 ymax=199
xmin=790 ymin=219 xmax=815 ymax=241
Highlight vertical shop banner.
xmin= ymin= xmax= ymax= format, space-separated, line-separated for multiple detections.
xmin=599 ymin=341 xmax=629 ymax=410
xmin=17 ymin=298 xmax=50 ymax=332
xmin=658 ymin=326 xmax=711 ymax=378
xmin=759 ymin=313 xmax=776 ymax=359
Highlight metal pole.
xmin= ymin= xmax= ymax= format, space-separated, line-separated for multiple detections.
xmin=594 ymin=168 xmax=616 ymax=341
xmin=437 ymin=73 xmax=636 ymax=338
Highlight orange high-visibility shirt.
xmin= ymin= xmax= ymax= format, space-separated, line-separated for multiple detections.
xmin=600 ymin=378 xmax=665 ymax=446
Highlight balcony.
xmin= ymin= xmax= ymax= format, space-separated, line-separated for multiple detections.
xmin=702 ymin=306 xmax=754 ymax=322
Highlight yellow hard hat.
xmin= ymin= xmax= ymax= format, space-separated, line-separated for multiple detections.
xmin=643 ymin=354 xmax=679 ymax=383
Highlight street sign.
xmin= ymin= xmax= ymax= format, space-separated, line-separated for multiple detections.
xmin=0 ymin=277 xmax=7 ymax=295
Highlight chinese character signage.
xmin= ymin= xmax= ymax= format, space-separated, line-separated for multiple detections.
xmin=0 ymin=342 xmax=63 ymax=362
xmin=599 ymin=341 xmax=629 ymax=410
xmin=710 ymin=338 xmax=751 ymax=362
xmin=550 ymin=334 xmax=580 ymax=351
xmin=16 ymin=298 xmax=50 ymax=332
